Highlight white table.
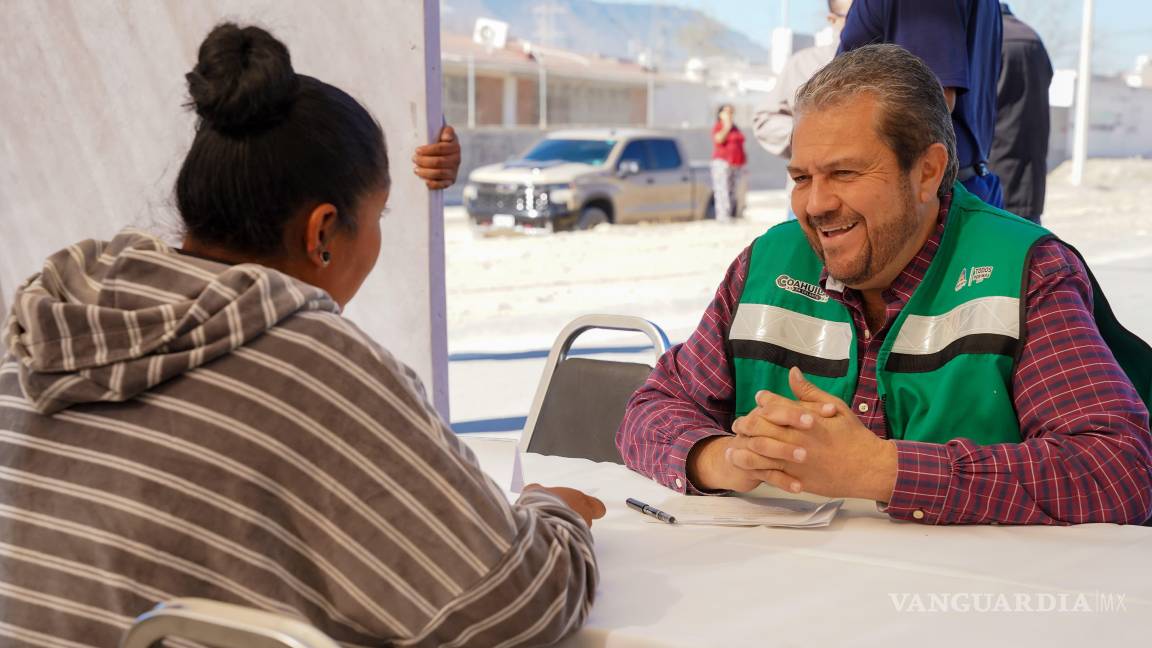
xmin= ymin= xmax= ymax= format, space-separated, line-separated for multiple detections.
xmin=462 ymin=439 xmax=1151 ymax=647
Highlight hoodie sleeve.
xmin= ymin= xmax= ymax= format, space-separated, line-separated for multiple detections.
xmin=247 ymin=313 xmax=599 ymax=646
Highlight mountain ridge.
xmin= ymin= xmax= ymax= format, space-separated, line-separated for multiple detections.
xmin=441 ymin=0 xmax=770 ymax=67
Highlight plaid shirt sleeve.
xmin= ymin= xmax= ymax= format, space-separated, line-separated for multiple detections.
xmin=616 ymin=247 xmax=751 ymax=494
xmin=884 ymin=240 xmax=1152 ymax=525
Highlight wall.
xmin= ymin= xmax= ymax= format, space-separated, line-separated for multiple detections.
xmin=651 ymin=79 xmax=717 ymax=128
xmin=0 ymin=0 xmax=450 ymax=414
xmin=447 ymin=80 xmax=1152 ymax=206
xmin=1077 ymin=77 xmax=1152 ymax=159
xmin=1047 ymin=76 xmax=1152 ymax=170
xmin=445 ymin=70 xmax=666 ymax=131
xmin=546 ymin=78 xmax=647 ymax=126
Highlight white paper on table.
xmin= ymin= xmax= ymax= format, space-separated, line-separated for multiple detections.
xmin=459 ymin=436 xmax=524 ymax=499
xmin=509 ymin=450 xmax=524 ymax=494
xmin=657 ymin=495 xmax=844 ymax=528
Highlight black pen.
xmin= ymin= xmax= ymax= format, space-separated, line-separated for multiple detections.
xmin=626 ymin=497 xmax=676 ymax=524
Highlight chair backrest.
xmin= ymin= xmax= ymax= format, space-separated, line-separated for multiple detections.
xmin=120 ymin=598 xmax=341 ymax=648
xmin=521 ymin=315 xmax=669 ymax=463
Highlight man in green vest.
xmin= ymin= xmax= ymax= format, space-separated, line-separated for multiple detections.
xmin=617 ymin=43 xmax=1152 ymax=524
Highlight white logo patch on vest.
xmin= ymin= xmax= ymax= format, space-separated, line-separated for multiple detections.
xmin=954 ymin=265 xmax=994 ymax=292
xmin=776 ymin=274 xmax=829 ymax=303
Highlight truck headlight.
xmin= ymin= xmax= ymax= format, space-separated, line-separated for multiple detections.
xmin=535 ymin=183 xmax=573 ymax=209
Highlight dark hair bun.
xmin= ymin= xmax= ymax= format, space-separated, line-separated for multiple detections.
xmin=185 ymin=23 xmax=300 ymax=133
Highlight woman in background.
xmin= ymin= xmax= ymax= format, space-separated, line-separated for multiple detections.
xmin=711 ymin=103 xmax=747 ymax=221
xmin=0 ymin=22 xmax=602 ymax=647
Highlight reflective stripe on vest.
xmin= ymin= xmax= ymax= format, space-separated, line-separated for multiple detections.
xmin=886 ymin=296 xmax=1020 ymax=373
xmin=730 ymin=304 xmax=851 ymax=378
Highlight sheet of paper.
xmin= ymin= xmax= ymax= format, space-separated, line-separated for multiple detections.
xmin=509 ymin=449 xmax=524 ymax=494
xmin=657 ymin=495 xmax=844 ymax=528
xmin=459 ymin=436 xmax=524 ymax=500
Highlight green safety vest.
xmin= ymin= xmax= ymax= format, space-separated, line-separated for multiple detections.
xmin=731 ymin=182 xmax=1152 ymax=445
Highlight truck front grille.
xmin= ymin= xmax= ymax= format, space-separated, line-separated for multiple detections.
xmin=472 ymin=182 xmax=531 ymax=213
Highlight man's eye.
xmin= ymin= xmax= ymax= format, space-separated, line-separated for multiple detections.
xmin=792 ymin=175 xmax=810 ymax=184
xmin=833 ymin=170 xmax=856 ymax=178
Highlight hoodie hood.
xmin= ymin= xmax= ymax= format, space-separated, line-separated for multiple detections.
xmin=4 ymin=228 xmax=337 ymax=414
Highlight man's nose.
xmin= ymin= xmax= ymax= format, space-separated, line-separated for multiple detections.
xmin=804 ymin=176 xmax=841 ymax=217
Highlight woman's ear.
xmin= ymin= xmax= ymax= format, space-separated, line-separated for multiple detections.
xmin=303 ymin=203 xmax=339 ymax=268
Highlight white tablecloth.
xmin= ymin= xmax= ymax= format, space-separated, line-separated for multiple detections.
xmin=462 ymin=439 xmax=1150 ymax=647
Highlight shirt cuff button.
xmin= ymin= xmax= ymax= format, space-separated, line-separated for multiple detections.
xmin=674 ymin=477 xmax=684 ymax=490
xmin=912 ymin=510 xmax=925 ymax=520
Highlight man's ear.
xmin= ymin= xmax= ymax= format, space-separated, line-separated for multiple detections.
xmin=914 ymin=143 xmax=949 ymax=203
xmin=303 ymin=203 xmax=339 ymax=268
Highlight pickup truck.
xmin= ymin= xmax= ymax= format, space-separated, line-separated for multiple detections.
xmin=463 ymin=129 xmax=716 ymax=233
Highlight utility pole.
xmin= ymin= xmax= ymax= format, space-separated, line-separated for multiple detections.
xmin=532 ymin=1 xmax=567 ymax=49
xmin=538 ymin=60 xmax=548 ymax=129
xmin=1070 ymin=0 xmax=1094 ymax=186
xmin=532 ymin=0 xmax=565 ymax=130
xmin=466 ymin=53 xmax=476 ymax=128
xmin=647 ymin=72 xmax=655 ymax=127
xmin=646 ymin=0 xmax=662 ymax=128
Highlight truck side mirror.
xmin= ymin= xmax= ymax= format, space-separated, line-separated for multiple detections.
xmin=617 ymin=159 xmax=640 ymax=178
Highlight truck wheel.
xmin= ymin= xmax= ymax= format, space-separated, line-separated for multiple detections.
xmin=577 ymin=205 xmax=609 ymax=230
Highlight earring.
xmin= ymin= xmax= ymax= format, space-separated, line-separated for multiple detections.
xmin=320 ymin=250 xmax=331 ymax=266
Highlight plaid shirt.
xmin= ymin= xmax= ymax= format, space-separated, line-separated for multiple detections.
xmin=618 ymin=199 xmax=1152 ymax=524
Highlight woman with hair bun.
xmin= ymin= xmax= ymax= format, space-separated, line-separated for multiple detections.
xmin=0 ymin=22 xmax=601 ymax=647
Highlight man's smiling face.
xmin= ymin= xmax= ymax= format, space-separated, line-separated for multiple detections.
xmin=787 ymin=94 xmax=928 ymax=291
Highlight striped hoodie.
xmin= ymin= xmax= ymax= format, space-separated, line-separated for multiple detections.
xmin=0 ymin=229 xmax=598 ymax=647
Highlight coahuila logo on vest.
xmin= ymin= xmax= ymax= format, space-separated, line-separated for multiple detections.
xmin=954 ymin=265 xmax=994 ymax=292
xmin=776 ymin=274 xmax=829 ymax=303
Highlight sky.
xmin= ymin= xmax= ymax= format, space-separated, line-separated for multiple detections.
xmin=614 ymin=0 xmax=1151 ymax=75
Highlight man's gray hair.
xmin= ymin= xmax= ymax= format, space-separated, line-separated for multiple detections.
xmin=794 ymin=43 xmax=958 ymax=198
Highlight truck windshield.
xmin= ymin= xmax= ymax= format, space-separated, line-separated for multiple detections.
xmin=522 ymin=139 xmax=616 ymax=166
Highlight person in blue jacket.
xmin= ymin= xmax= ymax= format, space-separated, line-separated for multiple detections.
xmin=839 ymin=0 xmax=1005 ymax=207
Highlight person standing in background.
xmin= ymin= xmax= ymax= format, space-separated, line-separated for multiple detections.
xmin=838 ymin=0 xmax=1005 ymax=208
xmin=990 ymin=3 xmax=1053 ymax=223
xmin=754 ymin=0 xmax=854 ymax=220
xmin=711 ymin=104 xmax=747 ymax=221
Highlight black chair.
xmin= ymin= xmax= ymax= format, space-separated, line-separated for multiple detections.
xmin=121 ymin=598 xmax=340 ymax=648
xmin=521 ymin=314 xmax=669 ymax=463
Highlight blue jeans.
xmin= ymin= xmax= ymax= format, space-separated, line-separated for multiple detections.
xmin=962 ymin=172 xmax=1004 ymax=208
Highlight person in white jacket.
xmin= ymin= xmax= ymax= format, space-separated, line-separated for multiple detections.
xmin=753 ymin=0 xmax=853 ymax=220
